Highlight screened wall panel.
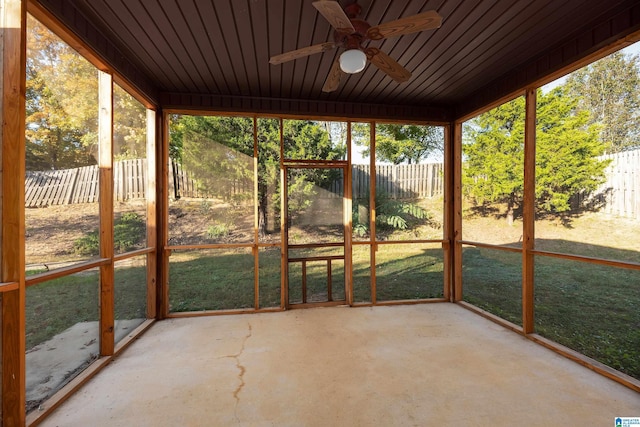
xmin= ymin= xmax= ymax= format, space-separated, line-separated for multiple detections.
xmin=169 ymin=248 xmax=255 ymax=312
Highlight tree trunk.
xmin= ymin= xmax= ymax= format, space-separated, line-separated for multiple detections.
xmin=258 ymin=182 xmax=267 ymax=236
xmin=506 ymin=194 xmax=515 ymax=226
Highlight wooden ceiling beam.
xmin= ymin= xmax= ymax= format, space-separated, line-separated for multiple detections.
xmin=159 ymin=92 xmax=453 ymax=124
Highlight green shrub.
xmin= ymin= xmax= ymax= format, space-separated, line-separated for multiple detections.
xmin=73 ymin=231 xmax=100 ymax=256
xmin=114 ymin=212 xmax=146 ymax=252
xmin=72 ymin=212 xmax=145 ymax=256
xmin=207 ymin=222 xmax=231 ymax=239
xmin=352 ymin=191 xmax=431 ymax=236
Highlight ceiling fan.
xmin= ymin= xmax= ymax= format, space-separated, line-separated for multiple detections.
xmin=269 ymin=1 xmax=442 ymax=92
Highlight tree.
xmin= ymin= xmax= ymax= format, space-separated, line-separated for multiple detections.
xmin=535 ymin=87 xmax=609 ymax=213
xmin=463 ymin=88 xmax=609 ymax=223
xmin=169 ymin=115 xmax=254 ymax=202
xmin=26 ymin=16 xmax=99 ymax=170
xmin=353 ymin=123 xmax=443 ymax=164
xmin=26 ymin=16 xmax=148 ymax=170
xmin=463 ymin=97 xmax=525 ymax=224
xmin=169 ymin=116 xmax=346 ymax=235
xmin=566 ymin=51 xmax=640 ymax=153
xmin=114 ymin=84 xmax=147 ymax=159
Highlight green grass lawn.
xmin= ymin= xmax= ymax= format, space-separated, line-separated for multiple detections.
xmin=168 ymin=243 xmax=445 ymax=311
xmin=26 ymin=225 xmax=639 ymax=381
xmin=26 ymin=263 xmax=147 ymax=350
xmin=463 ymin=246 xmax=640 ymax=380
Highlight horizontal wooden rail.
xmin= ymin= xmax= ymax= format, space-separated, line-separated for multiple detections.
xmin=25 ymin=258 xmax=110 ymax=287
xmin=288 ymin=255 xmax=345 ymax=263
xmin=113 ymin=247 xmax=154 ymax=262
xmin=283 ymin=159 xmax=348 ymax=167
xmin=167 ymin=307 xmax=283 ymax=318
xmin=287 ymin=242 xmax=344 ymax=249
xmin=0 ymin=282 xmax=19 ymax=293
xmin=374 ymin=239 xmax=446 ymax=246
xmin=351 ymin=239 xmax=446 ymax=246
xmin=165 ymin=242 xmax=282 ymax=252
xmin=527 ymin=333 xmax=640 ymax=393
xmin=376 ymin=298 xmax=448 ymax=306
xmin=457 ymin=240 xmax=523 ymax=253
xmin=165 ymin=243 xmax=254 ymax=251
xmin=288 ymin=300 xmax=346 ymax=309
xmin=458 ymin=241 xmax=640 ymax=270
xmin=257 ymin=242 xmax=281 ymax=248
xmin=531 ymin=249 xmax=640 ymax=270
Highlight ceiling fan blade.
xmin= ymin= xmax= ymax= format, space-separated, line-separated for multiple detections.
xmin=269 ymin=42 xmax=336 ymax=65
xmin=366 ymin=48 xmax=411 ymax=83
xmin=367 ymin=10 xmax=442 ymax=40
xmin=312 ymin=1 xmax=355 ymax=33
xmin=322 ymin=58 xmax=342 ymax=92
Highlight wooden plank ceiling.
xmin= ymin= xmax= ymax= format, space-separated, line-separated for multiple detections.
xmin=32 ymin=0 xmax=640 ymax=120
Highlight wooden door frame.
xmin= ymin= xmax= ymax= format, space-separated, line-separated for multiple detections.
xmin=282 ymin=161 xmax=350 ymax=309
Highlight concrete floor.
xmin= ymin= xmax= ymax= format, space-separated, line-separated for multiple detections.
xmin=39 ymin=304 xmax=639 ymax=426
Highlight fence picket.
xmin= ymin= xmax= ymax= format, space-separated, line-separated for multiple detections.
xmin=23 ymin=151 xmax=640 ymax=218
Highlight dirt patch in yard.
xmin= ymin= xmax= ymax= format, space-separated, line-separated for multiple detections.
xmin=25 ymin=198 xmax=264 ymax=268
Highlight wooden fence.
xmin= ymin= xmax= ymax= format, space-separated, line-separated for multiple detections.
xmin=25 ymin=159 xmax=146 ymax=207
xmin=577 ymin=149 xmax=640 ymax=219
xmin=352 ymin=163 xmax=443 ymax=199
xmin=25 ymin=152 xmax=640 ymax=218
xmin=25 ymin=161 xmax=444 ymax=207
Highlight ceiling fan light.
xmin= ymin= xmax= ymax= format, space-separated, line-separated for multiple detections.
xmin=339 ymin=49 xmax=367 ymax=74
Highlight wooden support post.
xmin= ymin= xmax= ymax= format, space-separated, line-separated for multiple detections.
xmin=522 ymin=88 xmax=537 ymax=333
xmin=253 ymin=117 xmax=259 ymax=310
xmin=146 ymin=109 xmax=157 ymax=319
xmin=327 ymin=260 xmax=333 ymax=302
xmin=98 ymin=71 xmax=114 ymax=356
xmin=280 ymin=119 xmax=287 ymax=309
xmin=443 ymin=123 xmax=454 ymax=301
xmin=301 ymin=261 xmax=307 ymax=304
xmin=159 ymin=111 xmax=169 ymax=319
xmin=344 ymin=122 xmax=353 ymax=305
xmin=1 ymin=0 xmax=26 ymax=423
xmin=453 ymin=121 xmax=463 ymax=301
xmin=370 ymin=122 xmax=377 ymax=304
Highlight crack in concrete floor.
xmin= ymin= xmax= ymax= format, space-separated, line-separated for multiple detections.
xmin=221 ymin=323 xmax=252 ymax=423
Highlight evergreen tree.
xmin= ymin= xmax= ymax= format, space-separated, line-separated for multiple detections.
xmin=463 ymin=88 xmax=609 ymax=222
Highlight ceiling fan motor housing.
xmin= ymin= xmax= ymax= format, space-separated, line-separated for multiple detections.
xmin=334 ymin=18 xmax=371 ymax=50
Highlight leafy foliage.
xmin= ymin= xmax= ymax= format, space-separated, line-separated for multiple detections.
xmin=113 ymin=212 xmax=146 ymax=252
xmin=535 ymin=87 xmax=610 ymax=212
xmin=463 ymin=88 xmax=609 ymax=218
xmin=72 ymin=230 xmax=100 ymax=257
xmin=566 ymin=51 xmax=640 ymax=153
xmin=206 ymin=222 xmax=231 ymax=240
xmin=352 ymin=191 xmax=430 ymax=237
xmin=26 ymin=16 xmax=147 ymax=170
xmin=169 ymin=116 xmax=346 ymax=234
xmin=353 ymin=123 xmax=443 ymax=164
xmin=73 ymin=212 xmax=145 ymax=256
xmin=26 ymin=16 xmax=99 ymax=170
xmin=113 ymin=84 xmax=147 ymax=160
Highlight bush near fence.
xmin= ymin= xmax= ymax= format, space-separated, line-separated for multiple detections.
xmin=25 ymin=151 xmax=639 ymax=219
